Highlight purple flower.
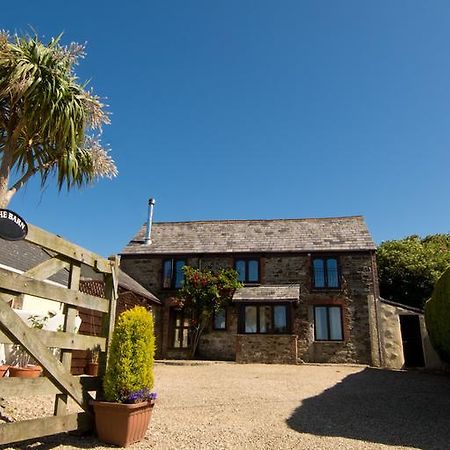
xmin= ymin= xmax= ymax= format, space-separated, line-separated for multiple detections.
xmin=122 ymin=388 xmax=157 ymax=404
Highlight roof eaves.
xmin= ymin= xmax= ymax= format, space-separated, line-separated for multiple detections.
xmin=379 ymin=297 xmax=424 ymax=314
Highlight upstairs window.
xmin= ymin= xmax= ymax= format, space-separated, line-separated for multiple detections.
xmin=235 ymin=258 xmax=260 ymax=283
xmin=163 ymin=258 xmax=186 ymax=289
xmin=312 ymin=257 xmax=339 ymax=289
xmin=314 ymin=306 xmax=343 ymax=341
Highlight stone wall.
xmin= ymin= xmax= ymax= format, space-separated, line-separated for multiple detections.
xmin=198 ymin=307 xmax=237 ymax=360
xmin=379 ymin=301 xmax=404 ymax=369
xmin=379 ymin=301 xmax=443 ymax=370
xmin=121 ymin=251 xmax=379 ymax=365
xmin=236 ymin=334 xmax=297 ymax=364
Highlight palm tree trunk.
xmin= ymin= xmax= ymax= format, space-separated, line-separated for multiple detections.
xmin=0 ymin=150 xmax=12 ymax=208
xmin=0 ymin=120 xmax=17 ymax=209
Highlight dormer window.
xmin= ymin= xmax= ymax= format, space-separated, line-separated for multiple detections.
xmin=235 ymin=258 xmax=260 ymax=284
xmin=163 ymin=258 xmax=186 ymax=289
xmin=312 ymin=256 xmax=340 ymax=289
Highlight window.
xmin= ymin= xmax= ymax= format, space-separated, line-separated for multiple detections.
xmin=312 ymin=256 xmax=340 ymax=288
xmin=172 ymin=309 xmax=190 ymax=348
xmin=239 ymin=304 xmax=290 ymax=334
xmin=163 ymin=258 xmax=186 ymax=288
xmin=213 ymin=308 xmax=227 ymax=330
xmin=314 ymin=306 xmax=343 ymax=341
xmin=235 ymin=258 xmax=260 ymax=283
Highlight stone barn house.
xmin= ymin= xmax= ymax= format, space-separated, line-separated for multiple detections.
xmin=121 ymin=215 xmax=385 ymax=365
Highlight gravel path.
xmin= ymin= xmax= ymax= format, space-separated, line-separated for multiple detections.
xmin=2 ymin=362 xmax=450 ymax=449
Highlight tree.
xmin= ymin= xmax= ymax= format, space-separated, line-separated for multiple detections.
xmin=178 ymin=266 xmax=242 ymax=358
xmin=0 ymin=32 xmax=117 ymax=208
xmin=377 ymin=234 xmax=450 ymax=309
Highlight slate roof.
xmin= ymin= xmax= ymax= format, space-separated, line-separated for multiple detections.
xmin=233 ymin=285 xmax=300 ymax=303
xmin=0 ymin=239 xmax=69 ymax=286
xmin=122 ymin=216 xmax=376 ymax=255
xmin=0 ymin=239 xmax=160 ymax=304
xmin=379 ymin=297 xmax=424 ymax=314
xmin=117 ymin=271 xmax=161 ymax=304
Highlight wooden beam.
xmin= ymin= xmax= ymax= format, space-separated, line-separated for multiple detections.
xmin=26 ymin=223 xmax=111 ymax=273
xmin=55 ymin=262 xmax=81 ymax=416
xmin=0 ymin=300 xmax=92 ymax=410
xmin=97 ymin=256 xmax=119 ymax=397
xmin=0 ymin=267 xmax=109 ymax=312
xmin=22 ymin=257 xmax=71 ymax=282
xmin=103 ymin=256 xmax=120 ymax=352
xmin=0 ymin=258 xmax=70 ymax=305
xmin=104 ymin=256 xmax=119 ymax=351
xmin=0 ymin=327 xmax=106 ymax=350
xmin=0 ymin=412 xmax=92 ymax=445
xmin=0 ymin=376 xmax=101 ymax=397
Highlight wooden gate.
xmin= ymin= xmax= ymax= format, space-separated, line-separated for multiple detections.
xmin=0 ymin=223 xmax=119 ymax=445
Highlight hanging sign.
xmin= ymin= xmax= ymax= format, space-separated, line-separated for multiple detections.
xmin=0 ymin=209 xmax=28 ymax=241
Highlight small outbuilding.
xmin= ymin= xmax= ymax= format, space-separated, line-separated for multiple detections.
xmin=378 ymin=298 xmax=442 ymax=370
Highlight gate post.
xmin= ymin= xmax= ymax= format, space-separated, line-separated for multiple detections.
xmin=96 ymin=255 xmax=119 ymax=399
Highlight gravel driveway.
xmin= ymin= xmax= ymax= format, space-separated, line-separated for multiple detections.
xmin=2 ymin=362 xmax=450 ymax=449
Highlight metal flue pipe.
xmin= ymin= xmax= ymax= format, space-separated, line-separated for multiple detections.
xmin=144 ymin=198 xmax=156 ymax=245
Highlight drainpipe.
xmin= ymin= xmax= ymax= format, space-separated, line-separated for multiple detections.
xmin=371 ymin=250 xmax=384 ymax=367
xmin=144 ymin=198 xmax=156 ymax=245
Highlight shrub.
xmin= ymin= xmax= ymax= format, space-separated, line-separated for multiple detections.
xmin=425 ymin=268 xmax=450 ymax=363
xmin=103 ymin=306 xmax=155 ymax=402
xmin=377 ymin=234 xmax=450 ymax=309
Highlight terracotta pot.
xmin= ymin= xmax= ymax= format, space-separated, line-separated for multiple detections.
xmin=8 ymin=365 xmax=43 ymax=378
xmin=85 ymin=362 xmax=99 ymax=376
xmin=0 ymin=365 xmax=9 ymax=377
xmin=92 ymin=400 xmax=155 ymax=447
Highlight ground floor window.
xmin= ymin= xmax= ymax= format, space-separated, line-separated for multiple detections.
xmin=314 ymin=305 xmax=343 ymax=341
xmin=239 ymin=304 xmax=290 ymax=334
xmin=172 ymin=309 xmax=191 ymax=348
xmin=213 ymin=308 xmax=227 ymax=330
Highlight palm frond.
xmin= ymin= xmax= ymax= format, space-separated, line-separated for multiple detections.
xmin=0 ymin=31 xmax=117 ymax=201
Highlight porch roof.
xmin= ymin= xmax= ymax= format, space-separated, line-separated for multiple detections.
xmin=232 ymin=285 xmax=300 ymax=303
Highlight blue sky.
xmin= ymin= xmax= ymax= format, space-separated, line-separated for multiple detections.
xmin=3 ymin=1 xmax=450 ymax=256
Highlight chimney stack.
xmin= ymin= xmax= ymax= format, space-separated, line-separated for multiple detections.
xmin=144 ymin=198 xmax=156 ymax=245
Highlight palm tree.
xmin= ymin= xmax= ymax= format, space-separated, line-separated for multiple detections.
xmin=0 ymin=32 xmax=117 ymax=208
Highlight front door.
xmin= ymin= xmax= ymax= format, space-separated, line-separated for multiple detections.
xmin=399 ymin=315 xmax=425 ymax=368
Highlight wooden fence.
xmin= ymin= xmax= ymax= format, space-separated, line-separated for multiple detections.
xmin=0 ymin=223 xmax=118 ymax=445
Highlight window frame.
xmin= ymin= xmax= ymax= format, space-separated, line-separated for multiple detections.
xmin=234 ymin=257 xmax=261 ymax=284
xmin=170 ymin=308 xmax=191 ymax=349
xmin=311 ymin=255 xmax=341 ymax=289
xmin=238 ymin=303 xmax=291 ymax=334
xmin=162 ymin=257 xmax=187 ymax=289
xmin=313 ymin=305 xmax=344 ymax=342
xmin=212 ymin=307 xmax=227 ymax=331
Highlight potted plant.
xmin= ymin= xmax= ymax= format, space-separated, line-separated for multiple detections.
xmin=92 ymin=306 xmax=156 ymax=447
xmin=0 ymin=360 xmax=9 ymax=377
xmin=9 ymin=314 xmax=47 ymax=378
xmin=86 ymin=344 xmax=101 ymax=376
